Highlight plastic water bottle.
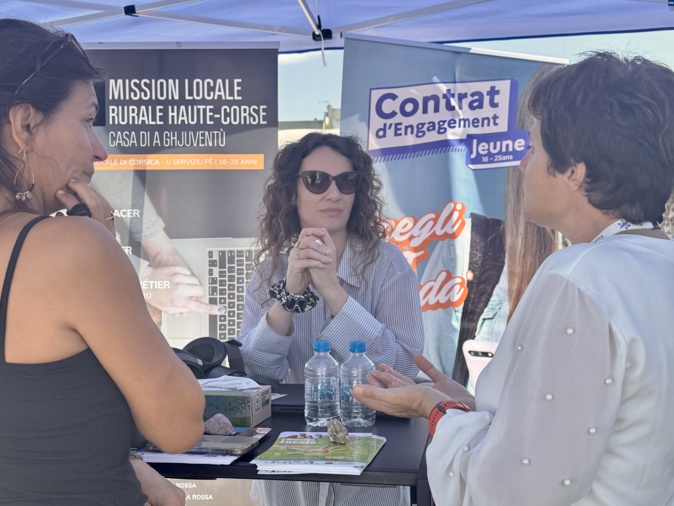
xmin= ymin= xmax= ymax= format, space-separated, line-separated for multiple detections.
xmin=340 ymin=341 xmax=376 ymax=427
xmin=304 ymin=340 xmax=340 ymax=427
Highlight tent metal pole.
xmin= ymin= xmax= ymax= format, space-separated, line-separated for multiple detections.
xmin=141 ymin=11 xmax=309 ymax=37
xmin=22 ymin=0 xmax=117 ymax=10
xmin=336 ymin=0 xmax=489 ymax=33
xmin=41 ymin=0 xmax=200 ymax=28
xmin=297 ymin=0 xmax=322 ymax=36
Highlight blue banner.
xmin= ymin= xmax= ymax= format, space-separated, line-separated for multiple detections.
xmin=341 ymin=35 xmax=563 ymax=377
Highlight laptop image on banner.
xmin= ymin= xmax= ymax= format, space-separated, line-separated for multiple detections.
xmin=160 ymin=237 xmax=258 ymax=349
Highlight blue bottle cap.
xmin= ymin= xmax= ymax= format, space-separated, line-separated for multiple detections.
xmin=314 ymin=340 xmax=331 ymax=352
xmin=349 ymin=341 xmax=366 ymax=353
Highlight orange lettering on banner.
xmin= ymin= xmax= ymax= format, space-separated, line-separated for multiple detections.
xmin=419 ymin=270 xmax=468 ymax=311
xmin=95 ymin=154 xmax=264 ymax=170
xmin=385 ymin=201 xmax=467 ymax=270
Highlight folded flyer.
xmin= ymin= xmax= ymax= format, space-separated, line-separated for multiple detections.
xmin=139 ymin=452 xmax=240 ymax=466
xmin=252 ymin=431 xmax=386 ymax=475
xmin=139 ymin=427 xmax=271 ymax=466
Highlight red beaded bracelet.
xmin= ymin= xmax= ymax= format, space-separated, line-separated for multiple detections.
xmin=428 ymin=400 xmax=471 ymax=437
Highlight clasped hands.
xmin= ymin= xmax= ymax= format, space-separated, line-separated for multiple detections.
xmin=286 ymin=227 xmax=339 ymax=296
xmin=352 ymin=354 xmax=476 ymax=419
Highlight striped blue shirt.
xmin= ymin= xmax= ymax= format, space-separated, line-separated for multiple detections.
xmin=240 ymin=239 xmax=424 ymax=383
xmin=241 ymin=239 xmax=424 ymax=506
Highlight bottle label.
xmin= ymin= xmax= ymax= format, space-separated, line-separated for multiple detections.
xmin=306 ymin=379 xmax=339 ymax=402
xmin=341 ymin=379 xmax=359 ymax=403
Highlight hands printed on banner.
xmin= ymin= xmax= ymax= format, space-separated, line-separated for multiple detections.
xmin=54 ymin=178 xmax=222 ymax=316
xmin=140 ymin=243 xmax=222 ymax=316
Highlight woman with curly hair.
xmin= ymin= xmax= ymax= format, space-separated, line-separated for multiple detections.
xmin=240 ymin=132 xmax=423 ymax=506
xmin=241 ymin=131 xmax=423 ymax=384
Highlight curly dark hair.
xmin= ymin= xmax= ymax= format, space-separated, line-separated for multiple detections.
xmin=528 ymin=51 xmax=674 ymax=223
xmin=0 ymin=18 xmax=104 ymax=216
xmin=255 ymin=132 xmax=387 ymax=285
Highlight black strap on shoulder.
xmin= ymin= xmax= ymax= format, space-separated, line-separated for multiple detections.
xmin=0 ymin=216 xmax=50 ymax=363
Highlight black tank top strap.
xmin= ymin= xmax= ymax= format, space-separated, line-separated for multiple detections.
xmin=0 ymin=215 xmax=50 ymax=363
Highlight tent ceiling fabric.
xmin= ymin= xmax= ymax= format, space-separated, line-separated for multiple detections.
xmin=1 ymin=0 xmax=673 ymax=52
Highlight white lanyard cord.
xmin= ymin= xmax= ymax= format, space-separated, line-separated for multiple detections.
xmin=591 ymin=219 xmax=659 ymax=244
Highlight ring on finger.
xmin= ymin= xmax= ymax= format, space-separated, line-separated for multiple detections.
xmin=294 ymin=237 xmax=323 ymax=249
xmin=104 ymin=211 xmax=115 ymax=221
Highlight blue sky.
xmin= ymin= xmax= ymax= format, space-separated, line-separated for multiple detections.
xmin=279 ymin=30 xmax=674 ymax=122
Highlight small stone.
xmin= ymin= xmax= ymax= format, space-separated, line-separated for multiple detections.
xmin=204 ymin=413 xmax=234 ymax=435
xmin=327 ymin=418 xmax=349 ymax=445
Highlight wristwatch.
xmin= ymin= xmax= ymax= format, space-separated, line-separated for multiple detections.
xmin=428 ymin=400 xmax=471 ymax=437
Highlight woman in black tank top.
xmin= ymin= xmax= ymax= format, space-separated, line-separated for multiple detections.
xmin=0 ymin=19 xmax=204 ymax=505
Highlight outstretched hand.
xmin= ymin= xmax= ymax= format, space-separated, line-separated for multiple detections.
xmin=352 ymin=382 xmax=448 ymax=419
xmin=357 ymin=354 xmax=476 ymax=416
xmin=366 ymin=362 xmax=416 ymax=388
xmin=414 ymin=355 xmax=475 ymax=408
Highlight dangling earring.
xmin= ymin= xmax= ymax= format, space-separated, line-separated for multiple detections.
xmin=14 ymin=149 xmax=35 ymax=201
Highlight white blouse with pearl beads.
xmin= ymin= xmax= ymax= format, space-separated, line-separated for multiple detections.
xmin=427 ymin=234 xmax=674 ymax=506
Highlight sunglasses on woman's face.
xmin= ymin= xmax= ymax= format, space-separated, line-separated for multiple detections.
xmin=298 ymin=170 xmax=361 ymax=195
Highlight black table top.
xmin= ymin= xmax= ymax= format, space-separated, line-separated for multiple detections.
xmin=150 ymin=385 xmax=430 ymax=490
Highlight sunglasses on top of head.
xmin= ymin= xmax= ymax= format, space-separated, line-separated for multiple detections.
xmin=298 ymin=170 xmax=361 ymax=195
xmin=15 ymin=33 xmax=89 ymax=96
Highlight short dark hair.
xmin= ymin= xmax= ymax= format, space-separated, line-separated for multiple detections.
xmin=529 ymin=51 xmax=674 ymax=223
xmin=0 ymin=18 xmax=104 ymax=213
xmin=255 ymin=132 xmax=386 ymax=284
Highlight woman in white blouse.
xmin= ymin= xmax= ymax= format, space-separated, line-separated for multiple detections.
xmin=353 ymin=51 xmax=674 ymax=506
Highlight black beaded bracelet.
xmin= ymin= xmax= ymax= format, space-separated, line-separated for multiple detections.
xmin=268 ymin=278 xmax=319 ymax=313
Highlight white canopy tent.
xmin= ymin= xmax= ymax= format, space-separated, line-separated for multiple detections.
xmin=1 ymin=0 xmax=673 ymax=53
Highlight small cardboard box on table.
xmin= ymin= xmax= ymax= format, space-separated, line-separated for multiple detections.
xmin=203 ymin=385 xmax=271 ymax=427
